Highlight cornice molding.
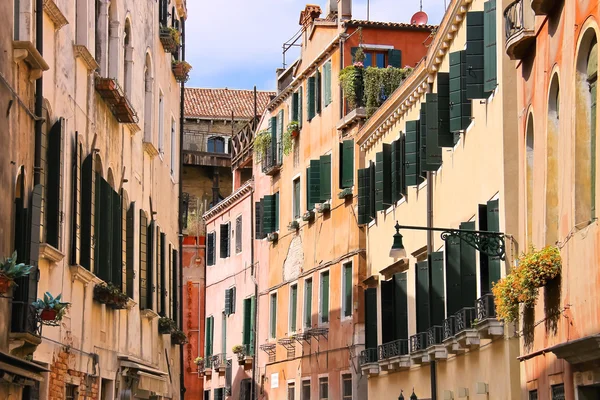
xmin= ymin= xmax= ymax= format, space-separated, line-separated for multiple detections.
xmin=202 ymin=179 xmax=254 ymax=222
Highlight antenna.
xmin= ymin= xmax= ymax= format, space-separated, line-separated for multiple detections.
xmin=420 ymin=0 xmax=423 ymax=11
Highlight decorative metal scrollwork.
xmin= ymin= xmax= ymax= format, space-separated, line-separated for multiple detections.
xmin=440 ymin=230 xmax=506 ymax=260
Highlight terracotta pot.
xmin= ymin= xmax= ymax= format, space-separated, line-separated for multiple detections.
xmin=40 ymin=308 xmax=58 ymax=321
xmin=0 ymin=276 xmax=12 ymax=293
xmin=291 ymin=129 xmax=299 ymax=138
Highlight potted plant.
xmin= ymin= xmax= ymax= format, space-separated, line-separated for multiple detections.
xmin=171 ymin=329 xmax=188 ymax=345
xmin=194 ymin=356 xmax=204 ymax=366
xmin=93 ymin=282 xmax=128 ymax=309
xmin=158 ymin=317 xmax=177 ymax=334
xmin=159 ymin=26 xmax=181 ymax=52
xmin=32 ymin=292 xmax=70 ymax=322
xmin=253 ymin=130 xmax=271 ymax=162
xmin=0 ymin=251 xmax=34 ymax=294
xmin=232 ymin=344 xmax=245 ymax=364
xmin=172 ymin=60 xmax=192 ymax=83
xmin=287 ymin=121 xmax=300 ymax=138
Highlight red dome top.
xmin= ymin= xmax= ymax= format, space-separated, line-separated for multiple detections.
xmin=411 ymin=11 xmax=429 ymax=25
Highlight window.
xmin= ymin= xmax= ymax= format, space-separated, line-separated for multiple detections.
xmin=46 ymin=118 xmax=65 ymax=250
xmin=342 ymin=263 xmax=352 ymax=318
xmin=220 ymin=222 xmax=230 ymax=258
xmin=225 ymin=287 xmax=236 ymax=315
xmin=293 ymin=178 xmax=301 ymax=219
xmin=364 ymin=50 xmax=387 ymax=68
xmin=301 ymin=380 xmax=311 ymax=400
xmin=319 ymin=271 xmax=330 ymax=324
xmin=205 ymin=315 xmax=214 ymax=358
xmin=206 ymin=231 xmax=216 ymax=266
xmin=551 ymin=384 xmax=564 ymax=400
xmin=319 ymin=377 xmax=328 ymax=400
xmin=289 ymin=284 xmax=298 ymax=332
xmin=221 ymin=311 xmax=227 ymax=353
xmin=323 ymin=60 xmax=332 ymax=107
xmin=123 ymin=20 xmax=133 ymax=97
xmin=546 ymin=75 xmax=560 ymax=244
xmin=342 ymin=374 xmax=352 ymax=400
xmin=171 ymin=117 xmax=177 ymax=176
xmin=204 ymin=390 xmax=210 ymax=400
xmin=214 ymin=388 xmax=225 ymax=400
xmin=143 ymin=55 xmax=154 ymax=146
xmin=235 ymin=215 xmax=242 ymax=254
xmin=207 ymin=137 xmax=225 ymax=153
xmin=158 ymin=92 xmax=165 ymax=154
xmin=526 ymin=114 xmax=534 ymax=246
xmin=529 ymin=390 xmax=538 ymax=400
xmin=270 ymin=292 xmax=277 ymax=339
xmin=304 ymin=279 xmax=312 ymax=328
xmin=288 ymin=382 xmax=295 ymax=400
xmin=65 ymin=385 xmax=78 ymax=400
xmin=242 ymin=297 xmax=256 ymax=353
xmin=339 ymin=140 xmax=354 ymax=189
xmin=275 ymin=192 xmax=280 ymax=231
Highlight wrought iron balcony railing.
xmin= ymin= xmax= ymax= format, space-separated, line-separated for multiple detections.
xmin=426 ymin=326 xmax=443 ymax=348
xmin=212 ymin=353 xmax=227 ymax=369
xmin=378 ymin=339 xmax=409 ymax=360
xmin=409 ymin=332 xmax=427 ymax=353
xmin=359 ymin=348 xmax=378 ymax=366
xmin=261 ymin=142 xmax=282 ymax=175
xmin=454 ymin=307 xmax=477 ymax=334
xmin=476 ymin=293 xmax=497 ymax=321
xmin=504 ymin=0 xmax=536 ymax=60
xmin=443 ymin=316 xmax=455 ymax=341
xmin=11 ymin=303 xmax=42 ymax=336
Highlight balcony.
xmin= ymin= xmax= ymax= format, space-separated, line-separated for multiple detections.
xmin=452 ymin=307 xmax=480 ymax=351
xmin=231 ymin=117 xmax=259 ymax=169
xmin=378 ymin=339 xmax=410 ymax=371
xmin=236 ymin=344 xmax=254 ymax=367
xmin=202 ymin=357 xmax=212 ymax=377
xmin=211 ymin=353 xmax=228 ymax=374
xmin=409 ymin=332 xmax=429 ymax=364
xmin=475 ymin=293 xmax=504 ymax=338
xmin=531 ymin=0 xmax=556 ymax=15
xmin=10 ymin=303 xmax=42 ymax=358
xmin=261 ymin=143 xmax=282 ymax=176
xmin=182 ymin=132 xmax=231 ymax=167
xmin=359 ymin=348 xmax=380 ymax=376
xmin=95 ymin=76 xmax=138 ymax=123
xmin=426 ymin=326 xmax=447 ymax=361
xmin=505 ymin=0 xmax=536 ymax=60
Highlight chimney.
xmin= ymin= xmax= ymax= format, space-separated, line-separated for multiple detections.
xmin=338 ymin=0 xmax=351 ymax=22
xmin=299 ymin=5 xmax=322 ymax=30
xmin=325 ymin=0 xmax=337 ymax=18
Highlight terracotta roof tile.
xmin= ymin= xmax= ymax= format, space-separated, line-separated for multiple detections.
xmin=343 ymin=19 xmax=437 ymax=31
xmin=184 ymin=88 xmax=276 ymax=119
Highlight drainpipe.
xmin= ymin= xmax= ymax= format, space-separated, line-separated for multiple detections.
xmin=34 ymin=0 xmax=43 ymax=186
xmin=426 ymin=170 xmax=437 ymax=400
xmin=250 ymin=189 xmax=257 ymax=400
xmin=178 ymin=16 xmax=186 ymax=400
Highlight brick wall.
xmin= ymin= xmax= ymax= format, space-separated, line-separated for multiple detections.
xmin=48 ymin=350 xmax=99 ymax=400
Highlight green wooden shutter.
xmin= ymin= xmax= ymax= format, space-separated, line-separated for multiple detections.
xmin=425 ymin=93 xmax=443 ymax=168
xmin=231 ymin=287 xmax=236 ymax=314
xmin=147 ymin=221 xmax=155 ymax=309
xmin=160 ymin=232 xmax=166 ymax=314
xmin=97 ymin=178 xmax=112 ymax=283
xmin=437 ymin=73 xmax=454 ymax=147
xmin=381 ymin=280 xmax=395 ymax=344
xmin=487 ymin=199 xmax=502 ymax=288
xmin=243 ymin=298 xmax=251 ymax=345
xmin=304 ymin=280 xmax=312 ymax=328
xmin=420 ymin=102 xmax=441 ymax=172
xmin=220 ymin=223 xmax=229 ymax=258
xmin=364 ymin=288 xmax=378 ymax=350
xmin=324 ymin=61 xmax=332 ymax=106
xmin=420 ymin=103 xmax=427 ymax=174
xmin=46 ymin=118 xmax=64 ymax=248
xmin=369 ymin=163 xmax=376 ymax=219
xmin=139 ymin=210 xmax=148 ymax=309
xmin=357 ymin=168 xmax=371 ymax=225
xmin=478 ymin=204 xmax=491 ymax=294
xmin=308 ymin=159 xmax=321 ymax=209
xmin=415 ymin=260 xmax=430 ymax=333
xmin=394 ymin=273 xmax=408 ymax=340
xmin=206 ymin=232 xmax=215 ymax=266
xmin=290 ymin=285 xmax=297 ymax=331
xmin=449 ymin=51 xmax=471 ymax=132
xmin=405 ymin=121 xmax=420 ymax=186
xmin=298 ymin=86 xmax=303 ymax=128
xmin=445 ymin=235 xmax=462 ymax=316
xmin=375 ymin=144 xmax=392 ymax=211
xmin=249 ymin=296 xmax=256 ymax=354
xmin=111 ymin=190 xmax=122 ymax=288
xmin=29 ymin=184 xmax=43 ymax=268
xmin=484 ymin=0 xmax=498 ymax=93
xmin=70 ymin=138 xmax=81 ymax=266
xmin=277 ymin=110 xmax=284 ymax=163
xmin=205 ymin=316 xmax=214 ymax=357
xmin=225 ymin=289 xmax=232 ymax=316
xmin=388 ymin=49 xmax=402 ymax=67
xmin=255 ymin=200 xmax=264 ymax=239
xmin=270 ymin=294 xmax=277 ymax=338
xmin=307 ymin=76 xmax=316 ymax=120
xmin=274 ymin=193 xmax=280 ymax=231
xmin=121 ymin=196 xmax=128 ymax=294
xmin=263 ymin=195 xmax=275 ymax=234
xmin=292 ymin=92 xmax=299 ymax=122
xmin=466 ymin=11 xmax=485 ymax=99
xmin=80 ymin=155 xmax=95 ymax=271
xmin=460 ymin=221 xmax=477 ymax=309
xmin=306 ymin=167 xmax=311 ymax=211
xmin=316 ymin=69 xmax=322 ymax=114
xmin=172 ymin=249 xmax=178 ymax=322
xmin=125 ymin=202 xmax=135 ymax=298
xmin=344 ymin=264 xmax=352 ymax=317
xmin=320 ymin=154 xmax=332 ymax=201
xmin=340 ymin=140 xmax=354 ymax=188
xmin=391 ymin=136 xmax=406 ymax=202
xmin=430 ymin=252 xmax=445 ymax=327
xmin=270 ymin=116 xmax=278 ymax=164
xmin=321 ymin=272 xmax=329 ymax=323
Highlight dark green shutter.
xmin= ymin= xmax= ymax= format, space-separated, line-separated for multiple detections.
xmin=80 ymin=155 xmax=95 ymax=271
xmin=220 ymin=223 xmax=229 ymax=258
xmin=324 ymin=61 xmax=332 ymax=106
xmin=449 ymin=51 xmax=471 ymax=132
xmin=340 ymin=140 xmax=354 ymax=188
xmin=391 ymin=136 xmax=406 ymax=201
xmin=307 ymin=76 xmax=316 ymax=120
xmin=29 ymin=184 xmax=43 ymax=267
xmin=205 ymin=316 xmax=214 ymax=357
xmin=139 ymin=210 xmax=148 ymax=309
xmin=320 ymin=154 xmax=331 ymax=201
xmin=478 ymin=204 xmax=491 ymax=294
xmin=147 ymin=221 xmax=155 ymax=309
xmin=290 ymin=285 xmax=297 ymax=331
xmin=160 ymin=232 xmax=166 ymax=314
xmin=388 ymin=49 xmax=402 ymax=67
xmin=369 ymin=163 xmax=376 ymax=218
xmin=70 ymin=138 xmax=81 ymax=266
xmin=304 ymin=280 xmax=312 ymax=328
xmin=308 ymin=159 xmax=321 ymax=209
xmin=357 ymin=168 xmax=371 ymax=225
xmin=405 ymin=121 xmax=421 ymax=186
xmin=466 ymin=11 xmax=485 ymax=100
xmin=270 ymin=116 xmax=277 ymax=164
xmin=375 ymin=144 xmax=392 ymax=211
xmin=298 ymin=86 xmax=303 ymax=128
xmin=364 ymin=288 xmax=378 ymax=350
xmin=255 ymin=200 xmax=264 ymax=239
xmin=445 ymin=235 xmax=462 ymax=315
xmin=263 ymin=195 xmax=275 ymax=234
xmin=274 ymin=193 xmax=280 ymax=231
xmin=316 ymin=69 xmax=322 ymax=114
xmin=437 ymin=73 xmax=454 ymax=147
xmin=430 ymin=252 xmax=445 ymax=327
xmin=415 ymin=260 xmax=430 ymax=333
xmin=394 ymin=273 xmax=408 ymax=340
xmin=126 ymin=202 xmax=135 ymax=298
xmin=425 ymin=93 xmax=443 ymax=168
xmin=225 ymin=289 xmax=232 ymax=315
xmin=344 ymin=264 xmax=352 ymax=317
xmin=121 ymin=196 xmax=128 ymax=294
xmin=292 ymin=92 xmax=299 ymax=122
xmin=46 ymin=118 xmax=64 ymax=249
xmin=277 ymin=110 xmax=284 ymax=163
xmin=206 ymin=232 xmax=215 ymax=266
xmin=231 ymin=287 xmax=236 ymax=314
xmin=484 ymin=0 xmax=498 ymax=93
xmin=97 ymin=178 xmax=112 ymax=283
xmin=111 ymin=190 xmax=122 ymax=288
xmin=172 ymin=249 xmax=178 ymax=322
xmin=420 ymin=102 xmax=441 ymax=173
xmin=381 ymin=280 xmax=395 ymax=344
xmin=460 ymin=222 xmax=477 ymax=309
xmin=243 ymin=298 xmax=251 ymax=345
xmin=487 ymin=199 xmax=502 ymax=288
xmin=270 ymin=294 xmax=277 ymax=338
xmin=321 ymin=272 xmax=329 ymax=322
xmin=249 ymin=296 xmax=256 ymax=354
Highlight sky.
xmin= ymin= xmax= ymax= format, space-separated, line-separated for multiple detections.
xmin=184 ymin=0 xmax=445 ymax=91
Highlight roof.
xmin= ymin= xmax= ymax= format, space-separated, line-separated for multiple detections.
xmin=184 ymin=88 xmax=276 ymax=120
xmin=343 ymin=19 xmax=437 ymax=31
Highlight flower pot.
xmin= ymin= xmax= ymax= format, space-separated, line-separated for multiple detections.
xmin=291 ymin=129 xmax=299 ymax=138
xmin=40 ymin=308 xmax=58 ymax=321
xmin=0 ymin=276 xmax=12 ymax=294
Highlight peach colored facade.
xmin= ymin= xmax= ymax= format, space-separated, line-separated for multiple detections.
xmin=509 ymin=0 xmax=600 ymax=399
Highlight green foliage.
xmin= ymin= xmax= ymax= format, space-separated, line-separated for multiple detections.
xmin=93 ymin=282 xmax=129 ymax=308
xmin=492 ymin=246 xmax=562 ymax=322
xmin=353 ymin=47 xmax=366 ymax=63
xmin=282 ymin=127 xmax=294 ymax=157
xmin=194 ymin=356 xmax=204 ymax=366
xmin=254 ymin=130 xmax=271 ymax=163
xmin=158 ymin=317 xmax=177 ymax=334
xmin=32 ymin=292 xmax=70 ymax=320
xmin=363 ymin=66 xmax=413 ymax=116
xmin=232 ymin=344 xmax=245 ymax=354
xmin=0 ymin=251 xmax=34 ymax=280
xmin=339 ymin=66 xmax=363 ymax=109
xmin=171 ymin=329 xmax=188 ymax=344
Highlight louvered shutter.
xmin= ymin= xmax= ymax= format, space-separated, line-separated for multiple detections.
xmin=70 ymin=138 xmax=81 ymax=265
xmin=298 ymin=86 xmax=303 ymax=128
xmin=430 ymin=252 xmax=445 ymax=327
xmin=249 ymin=296 xmax=256 ymax=355
xmin=270 ymin=116 xmax=277 ymax=164
xmin=147 ymin=221 xmax=155 ymax=309
xmin=388 ymin=49 xmax=402 ymax=68
xmin=484 ymin=0 xmax=498 ymax=93
xmin=308 ymin=159 xmax=321 ymax=209
xmin=156 ymin=226 xmax=162 ymax=313
xmin=375 ymin=144 xmax=391 ymax=211
xmin=230 ymin=287 xmax=236 ymax=313
xmin=415 ymin=260 xmax=430 ymax=333
xmin=319 ymin=154 xmax=331 ymax=201
xmin=404 ymin=121 xmax=421 ymax=186
xmin=206 ymin=232 xmax=215 ymax=266
xmin=290 ymin=285 xmax=297 ymax=331
xmin=160 ymin=232 xmax=167 ymax=315
xmin=478 ymin=204 xmax=491 ymax=294
xmin=125 ymin=202 xmax=135 ymax=298
xmin=324 ymin=61 xmax=332 ymax=106
xmin=225 ymin=289 xmax=232 ymax=315
xmin=380 ymin=280 xmax=395 ymax=344
xmin=270 ymin=294 xmax=277 ymax=338
xmin=394 ymin=272 xmax=408 ymax=340
xmin=225 ymin=362 xmax=232 ymax=395
xmin=277 ymin=110 xmax=284 ymax=163
xmin=486 ymin=199 xmax=502 ymax=288
xmin=460 ymin=221 xmax=477 ymax=309
xmin=168 ymin=244 xmax=173 ymax=318
xmin=263 ymin=195 xmax=275 ymax=234
xmin=340 ymin=140 xmax=354 ymax=188
xmin=343 ymin=265 xmax=352 ymax=317
xmin=357 ymin=168 xmax=371 ymax=225
xmin=29 ymin=184 xmax=43 ymax=268
xmin=235 ymin=216 xmax=242 ymax=253
xmin=111 ymin=190 xmax=122 ymax=288
xmin=449 ymin=51 xmax=471 ymax=132
xmin=292 ymin=92 xmax=299 ymax=122
xmin=304 ymin=280 xmax=312 ymax=328
xmin=205 ymin=316 xmax=214 ymax=357
xmin=466 ymin=11 xmax=485 ymax=100
xmin=14 ymin=190 xmax=27 ymax=264
xmin=316 ymin=69 xmax=322 ymax=114
xmin=172 ymin=249 xmax=179 ymax=322
xmin=139 ymin=211 xmax=148 ymax=309
xmin=255 ymin=200 xmax=265 ymax=239
xmin=306 ymin=167 xmax=311 ymax=211
xmin=364 ymin=288 xmax=378 ymax=350
xmin=121 ymin=196 xmax=128 ymax=293
xmin=391 ymin=137 xmax=406 ymax=202
xmin=321 ymin=272 xmax=329 ymax=323
xmin=46 ymin=118 xmax=64 ymax=249
xmin=445 ymin=234 xmax=462 ymax=315
xmin=80 ymin=155 xmax=95 ymax=271
xmin=437 ymin=73 xmax=454 ymax=147
xmin=220 ymin=223 xmax=229 ymax=258
xmin=274 ymin=192 xmax=280 ymax=231
xmin=307 ymin=76 xmax=316 ymax=120
xmin=243 ymin=298 xmax=251 ymax=345
xmin=97 ymin=178 xmax=112 ymax=283
xmin=425 ymin=93 xmax=442 ymax=169
xmin=369 ymin=163 xmax=376 ymax=218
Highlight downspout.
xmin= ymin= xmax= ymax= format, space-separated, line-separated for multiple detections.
xmin=178 ymin=16 xmax=186 ymax=400
xmin=34 ymin=0 xmax=43 ymax=186
xmin=426 ymin=171 xmax=437 ymax=400
xmin=250 ymin=190 xmax=257 ymax=400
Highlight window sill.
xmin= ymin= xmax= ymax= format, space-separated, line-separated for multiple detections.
xmin=43 ymin=0 xmax=69 ymax=30
xmin=337 ymin=107 xmax=367 ymax=132
xmin=141 ymin=309 xmax=159 ymax=320
xmin=73 ymin=44 xmax=99 ymax=72
xmin=69 ymin=264 xmax=101 ymax=286
xmin=13 ymin=41 xmax=49 ymax=81
xmin=143 ymin=141 xmax=159 ymax=158
xmin=126 ymin=122 xmax=141 ymax=135
xmin=40 ymin=243 xmax=65 ymax=264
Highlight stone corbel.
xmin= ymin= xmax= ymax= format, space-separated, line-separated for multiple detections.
xmin=13 ymin=41 xmax=50 ymax=81
xmin=141 ymin=309 xmax=159 ymax=320
xmin=69 ymin=264 xmax=100 ymax=286
xmin=39 ymin=243 xmax=65 ymax=264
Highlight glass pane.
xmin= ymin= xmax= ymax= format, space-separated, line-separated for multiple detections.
xmin=288 ymin=383 xmax=295 ymax=400
xmin=551 ymin=385 xmax=565 ymax=400
xmin=376 ymin=53 xmax=385 ymax=68
xmin=364 ymin=53 xmax=372 ymax=68
xmin=302 ymin=381 xmax=311 ymax=400
xmin=319 ymin=378 xmax=328 ymax=400
xmin=342 ymin=375 xmax=352 ymax=398
xmin=529 ymin=390 xmax=538 ymax=400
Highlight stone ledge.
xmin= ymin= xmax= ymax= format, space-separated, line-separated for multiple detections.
xmin=43 ymin=0 xmax=69 ymax=30
xmin=69 ymin=265 xmax=100 ymax=286
xmin=141 ymin=309 xmax=159 ymax=320
xmin=73 ymin=45 xmax=99 ymax=72
xmin=40 ymin=243 xmax=65 ymax=264
xmin=13 ymin=41 xmax=49 ymax=81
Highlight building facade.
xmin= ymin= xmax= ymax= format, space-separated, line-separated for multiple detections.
xmin=4 ymin=0 xmax=188 ymax=398
xmin=354 ymin=0 xmax=521 ymax=398
xmin=506 ymin=0 xmax=600 ymax=398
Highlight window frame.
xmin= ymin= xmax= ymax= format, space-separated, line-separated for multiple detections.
xmin=158 ymin=90 xmax=165 ymax=156
xmin=269 ymin=291 xmax=278 ymax=339
xmin=341 ymin=261 xmax=353 ymax=320
xmin=303 ymin=278 xmax=313 ymax=329
xmin=207 ymin=136 xmax=226 ymax=153
xmin=319 ymin=270 xmax=330 ymax=325
xmin=289 ymin=283 xmax=298 ymax=333
xmin=287 ymin=381 xmax=296 ymax=400
xmin=170 ymin=116 xmax=177 ymax=176
xmin=65 ymin=384 xmax=78 ymax=400
xmin=301 ymin=379 xmax=311 ymax=400
xmin=318 ymin=376 xmax=329 ymax=400
xmin=235 ymin=214 xmax=243 ymax=254
xmin=341 ymin=373 xmax=352 ymax=400
xmin=292 ymin=174 xmax=301 ymax=220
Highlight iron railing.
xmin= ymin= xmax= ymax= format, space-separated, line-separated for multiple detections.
xmin=476 ymin=293 xmax=497 ymax=321
xmin=427 ymin=326 xmax=443 ymax=347
xmin=11 ymin=303 xmax=42 ymax=336
xmin=359 ymin=348 xmax=378 ymax=366
xmin=231 ymin=116 xmax=259 ymax=168
xmin=409 ymin=332 xmax=427 ymax=353
xmin=443 ymin=316 xmax=455 ymax=341
xmin=378 ymin=339 xmax=409 ymax=360
xmin=204 ymin=357 xmax=212 ymax=369
xmin=261 ymin=142 xmax=283 ymax=174
xmin=212 ymin=353 xmax=227 ymax=369
xmin=454 ymin=307 xmax=477 ymax=333
xmin=504 ymin=0 xmax=526 ymax=41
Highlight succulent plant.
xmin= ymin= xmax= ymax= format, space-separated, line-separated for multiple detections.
xmin=0 ymin=251 xmax=34 ymax=280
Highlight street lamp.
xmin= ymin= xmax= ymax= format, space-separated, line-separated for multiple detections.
xmin=389 ymin=221 xmax=507 ymax=260
xmin=398 ymin=389 xmax=404 ymax=400
xmin=410 ymin=389 xmax=418 ymax=400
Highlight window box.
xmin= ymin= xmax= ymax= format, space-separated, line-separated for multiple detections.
xmin=172 ymin=61 xmax=192 ymax=83
xmin=287 ymin=221 xmax=299 ymax=231
xmin=266 ymin=232 xmax=278 ymax=242
xmin=159 ymin=26 xmax=180 ymax=53
xmin=338 ymin=187 xmax=353 ymax=199
xmin=315 ymin=202 xmax=330 ymax=213
xmin=158 ymin=317 xmax=177 ymax=334
xmin=93 ymin=283 xmax=129 ymax=309
xmin=113 ymin=97 xmax=139 ymax=124
xmin=171 ymin=329 xmax=188 ymax=345
xmin=302 ymin=211 xmax=315 ymax=222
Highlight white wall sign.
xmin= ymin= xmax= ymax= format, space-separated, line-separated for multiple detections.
xmin=271 ymin=372 xmax=279 ymax=389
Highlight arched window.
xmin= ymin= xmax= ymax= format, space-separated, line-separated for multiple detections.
xmin=526 ymin=113 xmax=534 ymax=247
xmin=123 ymin=19 xmax=133 ymax=97
xmin=144 ymin=54 xmax=154 ymax=146
xmin=14 ymin=168 xmax=27 ymax=260
xmin=207 ymin=137 xmax=225 ymax=153
xmin=546 ymin=75 xmax=560 ymax=244
xmin=95 ymin=0 xmax=108 ymax=74
xmin=107 ymin=1 xmax=120 ymax=80
xmin=575 ymin=31 xmax=598 ymax=224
